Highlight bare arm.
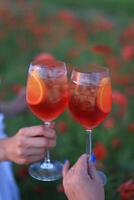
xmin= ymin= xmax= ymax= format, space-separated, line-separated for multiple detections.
xmin=0 ymin=88 xmax=27 ymax=117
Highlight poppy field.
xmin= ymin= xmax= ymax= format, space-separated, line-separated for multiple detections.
xmin=0 ymin=1 xmax=134 ymax=200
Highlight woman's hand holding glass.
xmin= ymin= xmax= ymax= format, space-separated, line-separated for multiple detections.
xmin=0 ymin=126 xmax=56 ymax=164
xmin=63 ymin=154 xmax=105 ymax=200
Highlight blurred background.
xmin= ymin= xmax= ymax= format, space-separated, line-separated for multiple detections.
xmin=0 ymin=0 xmax=134 ymax=200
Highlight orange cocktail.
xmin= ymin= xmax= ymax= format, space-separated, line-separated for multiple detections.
xmin=26 ymin=60 xmax=68 ymax=182
xmin=68 ymin=65 xmax=112 ymax=185
xmin=69 ymin=77 xmax=112 ymax=130
xmin=26 ymin=68 xmax=68 ymax=122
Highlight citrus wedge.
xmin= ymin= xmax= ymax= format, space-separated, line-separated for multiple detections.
xmin=97 ymin=77 xmax=112 ymax=113
xmin=26 ymin=71 xmax=47 ymax=105
xmin=99 ymin=77 xmax=110 ymax=86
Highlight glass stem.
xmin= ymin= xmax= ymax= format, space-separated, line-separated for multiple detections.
xmin=45 ymin=150 xmax=51 ymax=163
xmin=86 ymin=129 xmax=92 ymax=161
xmin=44 ymin=121 xmax=52 ymax=164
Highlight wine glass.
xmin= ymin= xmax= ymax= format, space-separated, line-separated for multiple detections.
xmin=26 ymin=60 xmax=68 ymax=181
xmin=68 ymin=64 xmax=112 ymax=184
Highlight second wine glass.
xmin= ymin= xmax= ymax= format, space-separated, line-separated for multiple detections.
xmin=26 ymin=60 xmax=68 ymax=181
xmin=69 ymin=65 xmax=112 ymax=184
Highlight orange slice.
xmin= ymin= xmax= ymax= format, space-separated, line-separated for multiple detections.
xmin=97 ymin=77 xmax=112 ymax=113
xmin=26 ymin=71 xmax=47 ymax=105
xmin=99 ymin=77 xmax=110 ymax=86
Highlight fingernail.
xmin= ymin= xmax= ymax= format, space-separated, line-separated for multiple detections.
xmin=90 ymin=153 xmax=96 ymax=163
xmin=63 ymin=159 xmax=69 ymax=164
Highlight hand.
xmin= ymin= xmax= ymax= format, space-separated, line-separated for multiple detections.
xmin=0 ymin=125 xmax=56 ymax=164
xmin=63 ymin=154 xmax=104 ymax=200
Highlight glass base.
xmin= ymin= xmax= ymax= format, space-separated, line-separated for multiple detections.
xmin=28 ymin=161 xmax=63 ymax=181
xmin=97 ymin=170 xmax=107 ymax=185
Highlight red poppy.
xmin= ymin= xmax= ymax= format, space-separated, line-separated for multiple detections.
xmin=33 ymin=185 xmax=45 ymax=194
xmin=24 ymin=12 xmax=37 ymax=28
xmin=33 ymin=52 xmax=56 ymax=63
xmin=12 ymin=84 xmax=24 ymax=95
xmin=121 ymin=45 xmax=134 ymax=61
xmin=17 ymin=167 xmax=28 ymax=179
xmin=56 ymin=121 xmax=68 ymax=133
xmin=56 ymin=183 xmax=64 ymax=193
xmin=30 ymin=23 xmax=47 ymax=38
xmin=105 ymin=56 xmax=121 ymax=70
xmin=120 ymin=24 xmax=134 ymax=45
xmin=112 ymin=91 xmax=128 ymax=107
xmin=74 ymin=31 xmax=88 ymax=44
xmin=112 ymin=137 xmax=121 ymax=149
xmin=128 ymin=122 xmax=134 ymax=133
xmin=94 ymin=142 xmax=107 ymax=160
xmin=117 ymin=180 xmax=134 ymax=200
xmin=58 ymin=10 xmax=76 ymax=25
xmin=103 ymin=117 xmax=115 ymax=129
xmin=91 ymin=44 xmax=112 ymax=55
xmin=67 ymin=48 xmax=80 ymax=58
xmin=112 ymin=91 xmax=128 ymax=116
xmin=91 ymin=17 xmax=113 ymax=33
xmin=112 ymin=74 xmax=132 ymax=85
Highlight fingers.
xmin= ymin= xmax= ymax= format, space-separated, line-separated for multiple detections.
xmin=62 ymin=160 xmax=70 ymax=178
xmin=19 ymin=126 xmax=56 ymax=139
xmin=88 ymin=161 xmax=98 ymax=180
xmin=23 ymin=148 xmax=45 ymax=156
xmin=71 ymin=154 xmax=98 ymax=180
xmin=27 ymin=154 xmax=44 ymax=164
xmin=74 ymin=154 xmax=88 ymax=176
xmin=25 ymin=137 xmax=56 ymax=148
xmin=42 ymin=127 xmax=56 ymax=139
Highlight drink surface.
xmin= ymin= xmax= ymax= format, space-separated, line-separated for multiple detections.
xmin=69 ymin=77 xmax=112 ymax=129
xmin=26 ymin=70 xmax=68 ymax=121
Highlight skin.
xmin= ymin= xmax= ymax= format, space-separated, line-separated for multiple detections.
xmin=0 ymin=88 xmax=27 ymax=117
xmin=63 ymin=154 xmax=105 ymax=200
xmin=0 ymin=125 xmax=56 ymax=164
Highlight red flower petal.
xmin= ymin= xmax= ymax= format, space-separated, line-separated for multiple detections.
xmin=94 ymin=142 xmax=107 ymax=160
xmin=103 ymin=117 xmax=115 ymax=129
xmin=91 ymin=44 xmax=112 ymax=55
xmin=112 ymin=137 xmax=121 ymax=149
xmin=112 ymin=91 xmax=128 ymax=106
